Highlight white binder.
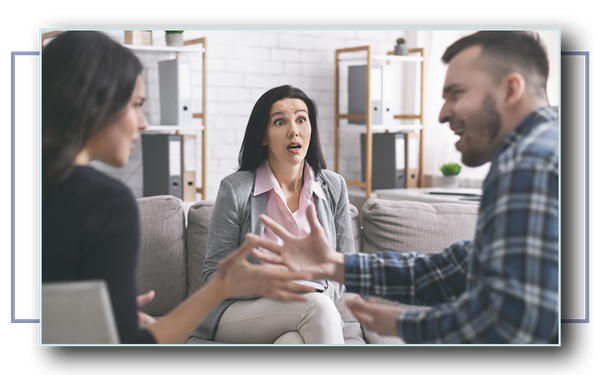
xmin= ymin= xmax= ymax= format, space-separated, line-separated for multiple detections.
xmin=158 ymin=58 xmax=192 ymax=126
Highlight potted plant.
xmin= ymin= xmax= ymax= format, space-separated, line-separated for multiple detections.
xmin=165 ymin=30 xmax=184 ymax=47
xmin=394 ymin=37 xmax=408 ymax=56
xmin=440 ymin=163 xmax=461 ymax=188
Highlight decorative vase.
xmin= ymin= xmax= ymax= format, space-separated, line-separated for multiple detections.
xmin=394 ymin=44 xmax=408 ymax=56
xmin=166 ymin=33 xmax=183 ymax=47
xmin=442 ymin=175 xmax=459 ymax=189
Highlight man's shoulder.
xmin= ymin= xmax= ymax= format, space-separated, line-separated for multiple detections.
xmin=500 ymin=110 xmax=558 ymax=171
xmin=515 ymin=119 xmax=558 ymax=166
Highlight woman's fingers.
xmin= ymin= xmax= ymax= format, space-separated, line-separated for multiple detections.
xmin=258 ymin=214 xmax=295 ymax=242
xmin=251 ymin=248 xmax=283 ymax=264
xmin=251 ymin=236 xmax=286 ymax=257
xmin=136 ymin=290 xmax=155 ymax=307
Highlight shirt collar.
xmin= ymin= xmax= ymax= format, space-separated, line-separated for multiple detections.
xmin=253 ymin=159 xmax=327 ymax=201
xmin=491 ymin=105 xmax=558 ymax=162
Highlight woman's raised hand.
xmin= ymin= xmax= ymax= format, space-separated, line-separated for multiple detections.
xmin=211 ymin=233 xmax=315 ymax=302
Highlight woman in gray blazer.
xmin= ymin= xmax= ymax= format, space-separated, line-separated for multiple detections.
xmin=191 ymin=85 xmax=355 ymax=344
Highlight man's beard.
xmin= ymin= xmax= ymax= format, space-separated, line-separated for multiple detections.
xmin=460 ymin=95 xmax=502 ymax=167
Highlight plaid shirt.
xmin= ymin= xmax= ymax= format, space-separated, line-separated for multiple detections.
xmin=345 ymin=106 xmax=559 ymax=344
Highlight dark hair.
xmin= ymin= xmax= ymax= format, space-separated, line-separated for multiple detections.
xmin=442 ymin=31 xmax=549 ymax=96
xmin=42 ymin=31 xmax=142 ymax=199
xmin=238 ymin=85 xmax=327 ymax=175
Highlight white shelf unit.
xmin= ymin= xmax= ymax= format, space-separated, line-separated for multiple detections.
xmin=334 ymin=46 xmax=425 ymax=201
xmin=126 ymin=37 xmax=208 ymax=200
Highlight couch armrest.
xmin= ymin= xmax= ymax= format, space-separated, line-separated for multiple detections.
xmin=186 ymin=200 xmax=215 ymax=296
xmin=136 ymin=196 xmax=188 ymax=316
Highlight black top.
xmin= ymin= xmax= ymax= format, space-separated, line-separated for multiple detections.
xmin=42 ymin=166 xmax=156 ymax=344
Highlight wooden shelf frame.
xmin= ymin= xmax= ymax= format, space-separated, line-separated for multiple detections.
xmin=334 ymin=46 xmax=425 ymax=200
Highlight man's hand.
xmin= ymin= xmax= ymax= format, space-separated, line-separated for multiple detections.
xmin=249 ymin=203 xmax=345 ymax=282
xmin=345 ymin=295 xmax=403 ymax=337
xmin=211 ymin=234 xmax=316 ymax=302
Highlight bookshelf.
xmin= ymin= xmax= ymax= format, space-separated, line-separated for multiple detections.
xmin=334 ymin=45 xmax=425 ymax=201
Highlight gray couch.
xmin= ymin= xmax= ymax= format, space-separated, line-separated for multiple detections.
xmin=135 ymin=195 xmax=479 ymax=344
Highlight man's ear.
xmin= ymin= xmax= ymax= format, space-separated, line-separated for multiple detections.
xmin=502 ymin=72 xmax=526 ymax=108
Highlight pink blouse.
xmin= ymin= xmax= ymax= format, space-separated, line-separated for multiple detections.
xmin=254 ymin=160 xmax=328 ymax=290
xmin=254 ymin=160 xmax=326 ymax=242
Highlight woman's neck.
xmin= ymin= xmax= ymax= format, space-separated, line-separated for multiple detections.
xmin=268 ymin=159 xmax=304 ymax=196
xmin=74 ymin=148 xmax=92 ymax=165
xmin=269 ymin=162 xmax=305 ymax=212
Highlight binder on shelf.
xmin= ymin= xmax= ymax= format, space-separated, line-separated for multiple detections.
xmin=360 ymin=132 xmax=407 ymax=190
xmin=158 ymin=58 xmax=192 ymax=126
xmin=348 ymin=64 xmax=393 ymax=126
xmin=141 ymin=133 xmax=183 ymax=199
xmin=182 ymin=134 xmax=197 ymax=202
xmin=406 ymin=132 xmax=419 ymax=188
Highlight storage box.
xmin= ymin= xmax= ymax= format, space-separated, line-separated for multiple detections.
xmin=124 ymin=31 xmax=152 ymax=45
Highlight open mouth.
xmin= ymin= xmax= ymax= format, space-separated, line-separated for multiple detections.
xmin=450 ymin=125 xmax=465 ymax=136
xmin=287 ymin=143 xmax=302 ymax=150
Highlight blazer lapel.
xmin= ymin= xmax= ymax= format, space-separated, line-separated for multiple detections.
xmin=249 ymin=191 xmax=267 ymax=237
xmin=314 ymin=176 xmax=336 ymax=251
xmin=249 ymin=167 xmax=267 ymax=238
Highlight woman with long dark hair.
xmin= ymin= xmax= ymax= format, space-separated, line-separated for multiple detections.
xmin=192 ymin=85 xmax=354 ymax=344
xmin=42 ymin=31 xmax=313 ymax=344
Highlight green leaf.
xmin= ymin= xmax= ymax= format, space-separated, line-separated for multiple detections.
xmin=439 ymin=163 xmax=461 ymax=176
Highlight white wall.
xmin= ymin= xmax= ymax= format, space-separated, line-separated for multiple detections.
xmin=92 ymin=28 xmax=560 ymax=200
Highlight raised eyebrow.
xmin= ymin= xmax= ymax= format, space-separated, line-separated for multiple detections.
xmin=270 ymin=111 xmax=289 ymax=120
xmin=270 ymin=109 xmax=307 ymax=119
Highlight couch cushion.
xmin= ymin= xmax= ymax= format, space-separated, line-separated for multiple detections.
xmin=361 ymin=198 xmax=478 ymax=255
xmin=186 ymin=200 xmax=214 ymax=295
xmin=136 ymin=196 xmax=188 ymax=316
xmin=348 ymin=204 xmax=362 ymax=254
xmin=335 ymin=292 xmax=366 ymax=344
xmin=360 ymin=199 xmax=475 ymax=343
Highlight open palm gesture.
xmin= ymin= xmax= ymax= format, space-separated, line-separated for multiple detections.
xmin=249 ymin=203 xmax=345 ymax=283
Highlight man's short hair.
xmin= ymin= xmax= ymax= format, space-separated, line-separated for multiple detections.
xmin=442 ymin=31 xmax=549 ymax=96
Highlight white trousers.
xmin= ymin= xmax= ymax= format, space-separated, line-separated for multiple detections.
xmin=213 ymin=292 xmax=345 ymax=344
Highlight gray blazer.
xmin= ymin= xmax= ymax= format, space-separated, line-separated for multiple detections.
xmin=191 ymin=168 xmax=355 ymax=340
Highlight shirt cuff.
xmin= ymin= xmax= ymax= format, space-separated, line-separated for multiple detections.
xmin=344 ymin=253 xmax=365 ymax=295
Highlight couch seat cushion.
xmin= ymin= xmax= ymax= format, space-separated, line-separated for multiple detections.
xmin=362 ymin=198 xmax=478 ymax=255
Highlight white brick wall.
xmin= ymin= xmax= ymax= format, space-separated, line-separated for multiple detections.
xmin=97 ymin=29 xmax=426 ymax=200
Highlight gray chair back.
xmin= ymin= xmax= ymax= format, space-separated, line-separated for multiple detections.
xmin=41 ymin=280 xmax=119 ymax=344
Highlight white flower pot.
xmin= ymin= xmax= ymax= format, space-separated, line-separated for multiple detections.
xmin=442 ymin=175 xmax=459 ymax=189
xmin=394 ymin=44 xmax=408 ymax=56
xmin=166 ymin=33 xmax=183 ymax=47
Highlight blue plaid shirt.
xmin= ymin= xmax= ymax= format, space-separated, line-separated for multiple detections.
xmin=345 ymin=106 xmax=559 ymax=344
